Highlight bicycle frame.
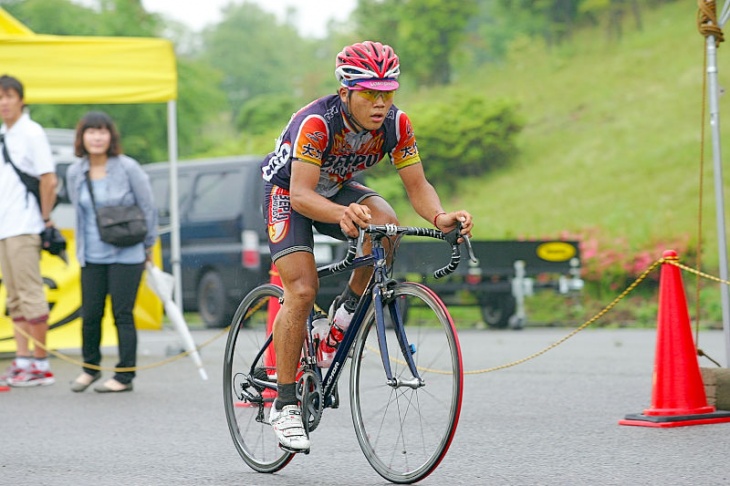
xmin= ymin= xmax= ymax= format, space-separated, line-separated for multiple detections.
xmin=238 ymin=224 xmax=473 ymax=406
xmin=314 ymin=239 xmax=423 ymax=404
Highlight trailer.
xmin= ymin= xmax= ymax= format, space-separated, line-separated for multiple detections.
xmin=391 ymin=239 xmax=583 ymax=329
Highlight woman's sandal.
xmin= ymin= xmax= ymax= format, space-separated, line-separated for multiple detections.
xmin=70 ymin=373 xmax=101 ymax=393
xmin=93 ymin=378 xmax=133 ymax=393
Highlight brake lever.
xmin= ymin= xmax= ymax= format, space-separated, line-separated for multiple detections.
xmin=443 ymin=223 xmax=479 ymax=265
xmin=462 ymin=233 xmax=479 ymax=265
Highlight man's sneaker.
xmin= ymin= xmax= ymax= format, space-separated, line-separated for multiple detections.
xmin=8 ymin=364 xmax=55 ymax=387
xmin=0 ymin=361 xmax=25 ymax=386
xmin=269 ymin=404 xmax=310 ymax=453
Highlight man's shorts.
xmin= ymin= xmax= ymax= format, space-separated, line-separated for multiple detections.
xmin=0 ymin=234 xmax=49 ymax=323
xmin=264 ymin=180 xmax=379 ymax=262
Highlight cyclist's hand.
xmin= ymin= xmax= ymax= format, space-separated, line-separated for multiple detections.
xmin=436 ymin=210 xmax=473 ymax=240
xmin=341 ymin=203 xmax=372 ymax=238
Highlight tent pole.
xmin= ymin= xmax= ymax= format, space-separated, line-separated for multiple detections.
xmin=705 ymin=33 xmax=730 ymax=367
xmin=167 ymin=100 xmax=183 ymax=309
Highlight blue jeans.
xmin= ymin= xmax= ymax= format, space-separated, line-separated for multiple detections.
xmin=80 ymin=262 xmax=144 ymax=384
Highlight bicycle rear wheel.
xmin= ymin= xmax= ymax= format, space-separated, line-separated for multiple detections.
xmin=350 ymin=282 xmax=463 ymax=484
xmin=223 ymin=284 xmax=293 ymax=473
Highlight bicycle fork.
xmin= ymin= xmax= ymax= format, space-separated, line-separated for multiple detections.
xmin=374 ymin=282 xmax=424 ymax=389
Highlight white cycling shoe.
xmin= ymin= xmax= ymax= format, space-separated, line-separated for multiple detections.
xmin=269 ymin=404 xmax=311 ymax=453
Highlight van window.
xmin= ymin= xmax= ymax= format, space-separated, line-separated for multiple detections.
xmin=148 ymin=171 xmax=192 ymax=219
xmin=148 ymin=173 xmax=169 ymax=217
xmin=188 ymin=170 xmax=242 ymax=220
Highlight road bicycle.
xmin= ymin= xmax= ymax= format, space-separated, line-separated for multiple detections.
xmin=223 ymin=223 xmax=477 ymax=484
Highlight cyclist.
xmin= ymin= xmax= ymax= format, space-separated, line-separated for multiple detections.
xmin=260 ymin=40 xmax=473 ymax=452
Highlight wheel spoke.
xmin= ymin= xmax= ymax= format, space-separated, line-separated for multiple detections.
xmin=223 ymin=284 xmax=293 ymax=473
xmin=350 ymin=282 xmax=463 ymax=483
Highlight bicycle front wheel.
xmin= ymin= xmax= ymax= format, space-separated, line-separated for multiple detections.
xmin=350 ymin=282 xmax=463 ymax=484
xmin=223 ymin=284 xmax=293 ymax=473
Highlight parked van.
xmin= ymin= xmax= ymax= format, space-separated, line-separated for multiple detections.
xmin=143 ymin=156 xmax=347 ymax=328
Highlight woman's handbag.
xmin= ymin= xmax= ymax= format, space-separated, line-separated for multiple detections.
xmin=85 ymin=173 xmax=147 ymax=247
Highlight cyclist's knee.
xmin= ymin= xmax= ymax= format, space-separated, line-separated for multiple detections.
xmin=285 ymin=277 xmax=318 ymax=306
xmin=363 ymin=196 xmax=398 ymax=224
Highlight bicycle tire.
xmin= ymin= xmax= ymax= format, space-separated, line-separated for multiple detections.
xmin=350 ymin=282 xmax=463 ymax=484
xmin=223 ymin=283 xmax=294 ymax=473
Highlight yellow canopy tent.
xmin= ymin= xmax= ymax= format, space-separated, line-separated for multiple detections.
xmin=0 ymin=8 xmax=176 ymax=103
xmin=0 ymin=7 xmax=184 ymax=352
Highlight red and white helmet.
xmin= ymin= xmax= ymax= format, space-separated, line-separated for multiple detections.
xmin=335 ymin=41 xmax=400 ymax=91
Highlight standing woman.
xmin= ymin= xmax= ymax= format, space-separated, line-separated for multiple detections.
xmin=66 ymin=111 xmax=157 ymax=393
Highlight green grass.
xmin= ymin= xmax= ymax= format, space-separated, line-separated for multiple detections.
xmin=390 ymin=2 xmax=729 ymax=325
xmin=393 ymin=2 xmax=726 ymax=270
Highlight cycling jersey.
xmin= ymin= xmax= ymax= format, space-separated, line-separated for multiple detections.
xmin=261 ymin=94 xmax=421 ymax=198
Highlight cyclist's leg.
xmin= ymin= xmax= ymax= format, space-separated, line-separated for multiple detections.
xmin=265 ymin=183 xmax=318 ymax=452
xmin=273 ymin=251 xmax=318 ymax=387
xmin=269 ymin=252 xmax=316 ymax=452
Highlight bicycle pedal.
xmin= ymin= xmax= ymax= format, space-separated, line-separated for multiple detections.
xmin=279 ymin=444 xmax=310 ymax=455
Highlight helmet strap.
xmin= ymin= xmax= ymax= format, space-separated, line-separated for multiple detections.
xmin=342 ymin=91 xmax=368 ymax=133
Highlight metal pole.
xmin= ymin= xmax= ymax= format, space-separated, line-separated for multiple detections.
xmin=705 ymin=32 xmax=730 ymax=367
xmin=167 ymin=100 xmax=183 ymax=308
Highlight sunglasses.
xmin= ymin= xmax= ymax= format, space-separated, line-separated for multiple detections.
xmin=354 ymin=89 xmax=395 ymax=103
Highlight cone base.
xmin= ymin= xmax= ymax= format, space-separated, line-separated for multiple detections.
xmin=619 ymin=410 xmax=730 ymax=428
xmin=0 ymin=385 xmax=10 ymax=392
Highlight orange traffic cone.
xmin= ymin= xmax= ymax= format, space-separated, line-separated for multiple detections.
xmin=237 ymin=263 xmax=281 ymax=409
xmin=265 ymin=263 xmax=282 ymax=372
xmin=264 ymin=264 xmax=282 ymax=401
xmin=0 ymin=385 xmax=9 ymax=392
xmin=619 ymin=250 xmax=730 ymax=427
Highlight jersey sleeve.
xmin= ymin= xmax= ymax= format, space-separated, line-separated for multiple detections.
xmin=391 ymin=111 xmax=421 ymax=170
xmin=293 ymin=115 xmax=329 ymax=167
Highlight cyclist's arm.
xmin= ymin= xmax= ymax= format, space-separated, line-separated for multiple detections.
xmin=290 ymin=160 xmax=342 ymax=224
xmin=290 ymin=160 xmax=371 ymax=237
xmin=398 ymin=163 xmax=473 ymax=237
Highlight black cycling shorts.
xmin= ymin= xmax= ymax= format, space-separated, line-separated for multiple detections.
xmin=263 ymin=180 xmax=379 ymax=262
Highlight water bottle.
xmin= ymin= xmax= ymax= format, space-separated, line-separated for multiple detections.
xmin=317 ymin=334 xmax=338 ymax=369
xmin=312 ymin=314 xmax=333 ymax=368
xmin=311 ymin=313 xmax=329 ymax=345
xmin=317 ymin=304 xmax=354 ymax=368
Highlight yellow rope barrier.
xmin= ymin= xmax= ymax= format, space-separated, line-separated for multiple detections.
xmin=387 ymin=255 xmax=729 ymax=376
xmin=6 ymin=254 xmax=730 ymax=376
xmin=461 ymin=258 xmax=664 ymax=375
xmin=7 ymin=322 xmax=229 ymax=373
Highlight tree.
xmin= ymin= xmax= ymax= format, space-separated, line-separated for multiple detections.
xmin=353 ymin=0 xmax=478 ymax=87
xmin=1 ymin=0 xmax=226 ymax=162
xmin=366 ymin=90 xmax=523 ymax=192
xmin=410 ymin=93 xmax=523 ymax=187
xmin=202 ymin=3 xmax=320 ymax=115
xmin=235 ymin=94 xmax=298 ymax=135
xmin=496 ymin=0 xmax=583 ymax=47
xmin=496 ymin=0 xmax=645 ymax=47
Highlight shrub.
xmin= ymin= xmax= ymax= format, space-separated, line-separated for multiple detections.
xmin=236 ymin=94 xmax=299 ymax=135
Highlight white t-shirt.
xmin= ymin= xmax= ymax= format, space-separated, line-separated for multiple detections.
xmin=0 ymin=112 xmax=55 ymax=239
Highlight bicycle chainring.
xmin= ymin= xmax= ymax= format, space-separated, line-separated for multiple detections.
xmin=296 ymin=371 xmax=324 ymax=434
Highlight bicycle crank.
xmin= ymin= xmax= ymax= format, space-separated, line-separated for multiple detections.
xmin=296 ymin=371 xmax=324 ymax=434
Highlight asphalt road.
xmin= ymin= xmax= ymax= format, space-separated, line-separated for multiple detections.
xmin=2 ymin=326 xmax=730 ymax=486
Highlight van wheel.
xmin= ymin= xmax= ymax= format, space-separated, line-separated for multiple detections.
xmin=198 ymin=271 xmax=232 ymax=328
xmin=480 ymin=293 xmax=516 ymax=329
